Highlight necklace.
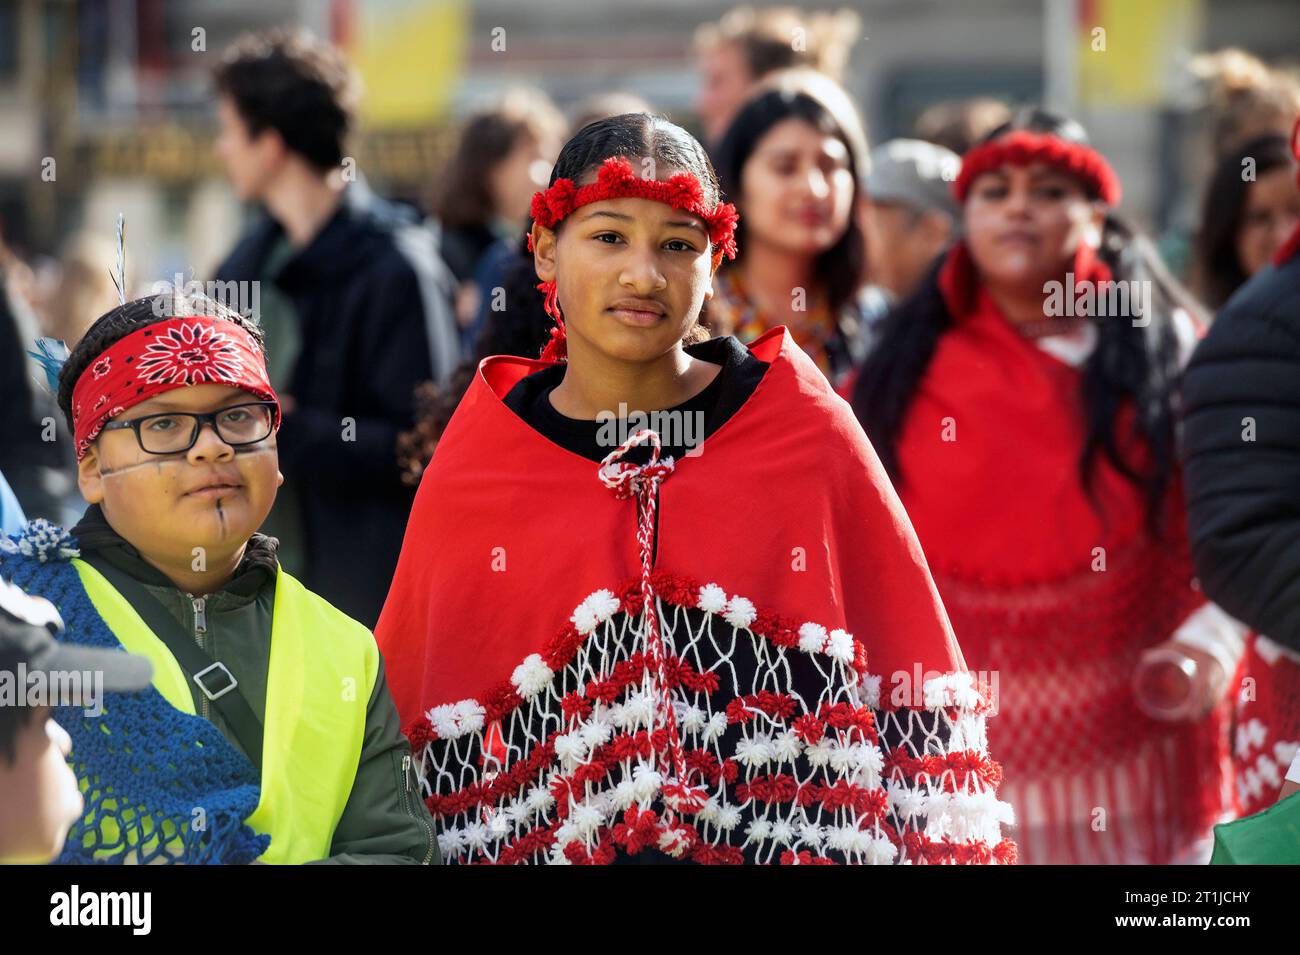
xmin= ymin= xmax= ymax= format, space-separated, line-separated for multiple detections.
xmin=725 ymin=269 xmax=834 ymax=347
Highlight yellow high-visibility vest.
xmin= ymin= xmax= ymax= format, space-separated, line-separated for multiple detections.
xmin=73 ymin=558 xmax=378 ymax=864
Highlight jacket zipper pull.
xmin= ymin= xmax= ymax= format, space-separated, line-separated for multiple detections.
xmin=402 ymin=753 xmax=412 ymax=791
xmin=192 ymin=596 xmax=207 ymax=636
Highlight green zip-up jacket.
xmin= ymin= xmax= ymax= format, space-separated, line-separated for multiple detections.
xmin=70 ymin=505 xmax=439 ymax=865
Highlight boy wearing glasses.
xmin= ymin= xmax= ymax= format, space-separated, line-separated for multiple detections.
xmin=0 ymin=290 xmax=437 ymax=863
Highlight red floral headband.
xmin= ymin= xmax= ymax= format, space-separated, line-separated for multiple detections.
xmin=71 ymin=316 xmax=280 ymax=460
xmin=953 ymin=131 xmax=1122 ymax=206
xmin=525 ymin=156 xmax=740 ymax=362
xmin=529 ymin=155 xmax=740 ymax=259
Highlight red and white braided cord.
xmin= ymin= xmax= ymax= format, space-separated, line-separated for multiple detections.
xmin=597 ymin=430 xmax=707 ymax=835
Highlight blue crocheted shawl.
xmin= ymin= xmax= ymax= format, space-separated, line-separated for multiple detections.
xmin=1 ymin=520 xmax=270 ymax=864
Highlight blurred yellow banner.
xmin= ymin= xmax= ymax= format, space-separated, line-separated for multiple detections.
xmin=350 ymin=0 xmax=468 ymax=128
xmin=1077 ymin=0 xmax=1204 ymax=107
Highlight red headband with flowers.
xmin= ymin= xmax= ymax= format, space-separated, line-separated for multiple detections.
xmin=953 ymin=130 xmax=1123 ymax=207
xmin=71 ymin=316 xmax=280 ymax=460
xmin=526 ymin=155 xmax=741 ymax=362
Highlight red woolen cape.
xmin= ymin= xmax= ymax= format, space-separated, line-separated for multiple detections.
xmin=887 ymin=244 xmax=1227 ymax=864
xmin=376 ymin=326 xmax=966 ymax=726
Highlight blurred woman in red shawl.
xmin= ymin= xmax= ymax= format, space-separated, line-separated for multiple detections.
xmin=853 ymin=108 xmax=1236 ymax=864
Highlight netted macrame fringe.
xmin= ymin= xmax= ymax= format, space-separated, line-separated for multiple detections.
xmin=1 ymin=522 xmax=269 ymax=865
xmin=407 ymin=576 xmax=1016 ymax=865
xmin=1000 ymin=728 xmax=1231 ymax=864
xmin=934 ymin=538 xmax=1226 ymax=864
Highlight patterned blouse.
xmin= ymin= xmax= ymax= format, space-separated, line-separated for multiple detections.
xmin=707 ymin=269 xmax=863 ymax=383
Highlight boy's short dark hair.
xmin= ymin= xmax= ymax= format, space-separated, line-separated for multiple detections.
xmin=56 ymin=291 xmax=267 ymax=434
xmin=213 ymin=28 xmax=358 ymax=173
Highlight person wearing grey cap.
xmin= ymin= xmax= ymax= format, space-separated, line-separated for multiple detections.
xmin=0 ymin=576 xmax=152 ymax=863
xmin=859 ymin=139 xmax=961 ymax=316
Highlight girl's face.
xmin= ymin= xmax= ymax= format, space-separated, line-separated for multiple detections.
xmin=77 ymin=383 xmax=283 ymax=570
xmin=1235 ymin=164 xmax=1300 ymax=277
xmin=739 ymin=118 xmax=856 ymax=257
xmin=964 ymin=162 xmax=1102 ymax=291
xmin=532 ymin=167 xmax=719 ymax=365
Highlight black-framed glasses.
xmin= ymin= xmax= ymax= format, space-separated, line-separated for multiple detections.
xmin=100 ymin=401 xmax=278 ymax=455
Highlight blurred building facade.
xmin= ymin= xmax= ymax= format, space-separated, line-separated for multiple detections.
xmin=0 ymin=0 xmax=1295 ymax=285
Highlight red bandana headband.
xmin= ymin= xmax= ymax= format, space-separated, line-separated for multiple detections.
xmin=71 ymin=316 xmax=280 ymax=460
xmin=526 ymin=155 xmax=741 ymax=362
xmin=953 ymin=130 xmax=1123 ymax=207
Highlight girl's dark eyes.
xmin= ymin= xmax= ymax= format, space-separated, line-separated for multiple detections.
xmin=769 ymin=159 xmax=846 ymax=176
xmin=592 ymin=232 xmax=698 ymax=252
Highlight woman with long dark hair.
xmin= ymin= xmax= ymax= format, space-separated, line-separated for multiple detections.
xmin=709 ymin=75 xmax=868 ymax=384
xmin=853 ymin=108 xmax=1236 ymax=864
xmin=1194 ymin=133 xmax=1300 ymax=310
xmin=376 ymin=112 xmax=1014 ymax=865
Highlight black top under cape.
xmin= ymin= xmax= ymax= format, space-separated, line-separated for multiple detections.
xmin=502 ymin=336 xmax=769 ymax=463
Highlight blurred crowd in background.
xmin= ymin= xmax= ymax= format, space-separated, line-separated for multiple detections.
xmin=1 ymin=0 xmax=1300 ymax=864
xmin=1 ymin=0 xmax=1296 ymax=574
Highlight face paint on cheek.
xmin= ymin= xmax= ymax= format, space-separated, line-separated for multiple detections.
xmin=99 ymin=440 xmax=274 ymax=477
xmin=232 ymin=443 xmax=276 ymax=457
xmin=98 ymin=456 xmax=186 ymax=479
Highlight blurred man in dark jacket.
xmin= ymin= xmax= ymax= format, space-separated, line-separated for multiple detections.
xmin=212 ymin=29 xmax=459 ymax=627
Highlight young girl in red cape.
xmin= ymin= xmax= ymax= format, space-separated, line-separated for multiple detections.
xmin=376 ymin=112 xmax=1016 ymax=865
xmin=853 ymin=108 xmax=1239 ymax=864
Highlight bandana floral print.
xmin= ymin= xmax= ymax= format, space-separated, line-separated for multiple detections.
xmin=136 ymin=322 xmax=247 ymax=385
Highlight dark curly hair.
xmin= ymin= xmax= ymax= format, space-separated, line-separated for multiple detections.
xmin=56 ymin=291 xmax=266 ymax=434
xmin=213 ymin=28 xmax=358 ymax=173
